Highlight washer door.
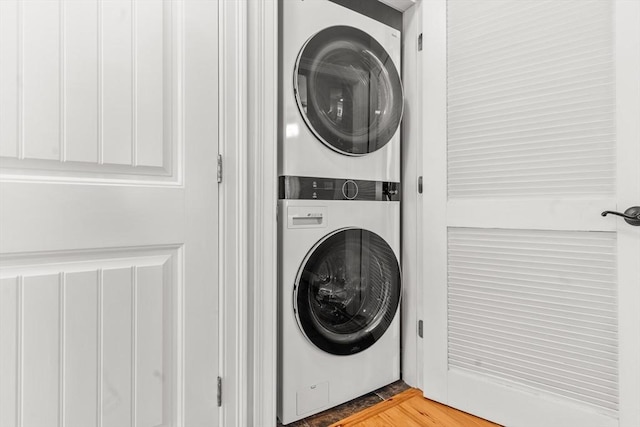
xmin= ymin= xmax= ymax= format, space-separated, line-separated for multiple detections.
xmin=294 ymin=228 xmax=401 ymax=355
xmin=294 ymin=26 xmax=404 ymax=156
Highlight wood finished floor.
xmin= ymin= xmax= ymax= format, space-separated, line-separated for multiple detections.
xmin=278 ymin=381 xmax=501 ymax=427
xmin=329 ymin=388 xmax=501 ymax=427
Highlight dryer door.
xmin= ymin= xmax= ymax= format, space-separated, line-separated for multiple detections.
xmin=294 ymin=26 xmax=403 ymax=156
xmin=294 ymin=228 xmax=401 ymax=355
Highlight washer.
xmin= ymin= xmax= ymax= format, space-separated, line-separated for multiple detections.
xmin=279 ymin=0 xmax=404 ymax=182
xmin=277 ymin=176 xmax=401 ymax=425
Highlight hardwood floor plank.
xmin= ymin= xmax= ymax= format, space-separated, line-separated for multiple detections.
xmin=402 ymin=397 xmax=497 ymax=427
xmin=378 ymin=407 xmax=432 ymax=427
xmin=357 ymin=416 xmax=393 ymax=427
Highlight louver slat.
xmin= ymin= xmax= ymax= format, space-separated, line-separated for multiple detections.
xmin=447 ymin=0 xmax=615 ymax=198
xmin=447 ymin=228 xmax=618 ymax=414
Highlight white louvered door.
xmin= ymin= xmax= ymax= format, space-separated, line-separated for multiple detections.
xmin=0 ymin=2 xmax=219 ymax=426
xmin=420 ymin=1 xmax=640 ymax=426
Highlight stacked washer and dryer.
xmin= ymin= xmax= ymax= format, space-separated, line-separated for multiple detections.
xmin=277 ymin=0 xmax=405 ymax=424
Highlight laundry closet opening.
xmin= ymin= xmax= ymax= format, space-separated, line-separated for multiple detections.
xmin=275 ymin=0 xmax=420 ymax=425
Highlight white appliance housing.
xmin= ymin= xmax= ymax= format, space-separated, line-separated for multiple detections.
xmin=279 ymin=0 xmax=403 ymax=182
xmin=277 ymin=180 xmax=401 ymax=425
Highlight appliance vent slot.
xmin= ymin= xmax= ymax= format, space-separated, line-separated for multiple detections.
xmin=447 ymin=0 xmax=615 ymax=199
xmin=447 ymin=227 xmax=618 ymax=414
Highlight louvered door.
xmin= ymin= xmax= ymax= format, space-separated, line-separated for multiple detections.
xmin=420 ymin=1 xmax=640 ymax=426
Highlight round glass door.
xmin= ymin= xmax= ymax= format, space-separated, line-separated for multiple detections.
xmin=294 ymin=26 xmax=404 ymax=156
xmin=294 ymin=228 xmax=401 ymax=355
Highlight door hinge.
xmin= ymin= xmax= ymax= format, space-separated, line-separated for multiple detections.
xmin=217 ymin=154 xmax=223 ymax=183
xmin=418 ymin=320 xmax=423 ymax=338
xmin=418 ymin=33 xmax=423 ymax=51
xmin=217 ymin=376 xmax=222 ymax=407
xmin=418 ymin=176 xmax=423 ymax=194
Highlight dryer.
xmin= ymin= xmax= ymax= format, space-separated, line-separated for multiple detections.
xmin=277 ymin=176 xmax=401 ymax=425
xmin=279 ymin=0 xmax=404 ymax=182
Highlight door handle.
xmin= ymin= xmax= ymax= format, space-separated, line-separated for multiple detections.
xmin=601 ymin=206 xmax=640 ymax=226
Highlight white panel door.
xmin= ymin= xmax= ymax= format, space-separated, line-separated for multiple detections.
xmin=420 ymin=1 xmax=640 ymax=426
xmin=0 ymin=1 xmax=219 ymax=426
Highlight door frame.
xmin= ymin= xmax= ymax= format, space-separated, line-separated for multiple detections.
xmin=616 ymin=2 xmax=640 ymax=425
xmin=218 ymin=0 xmax=279 ymax=425
xmin=218 ymin=0 xmax=263 ymax=426
xmin=247 ymin=0 xmax=279 ymax=426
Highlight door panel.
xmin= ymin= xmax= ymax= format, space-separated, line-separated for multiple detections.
xmin=421 ymin=0 xmax=640 ymax=426
xmin=447 ymin=228 xmax=618 ymax=414
xmin=0 ymin=1 xmax=219 ymax=426
xmin=0 ymin=0 xmax=175 ymax=182
xmin=446 ymin=0 xmax=615 ymax=200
